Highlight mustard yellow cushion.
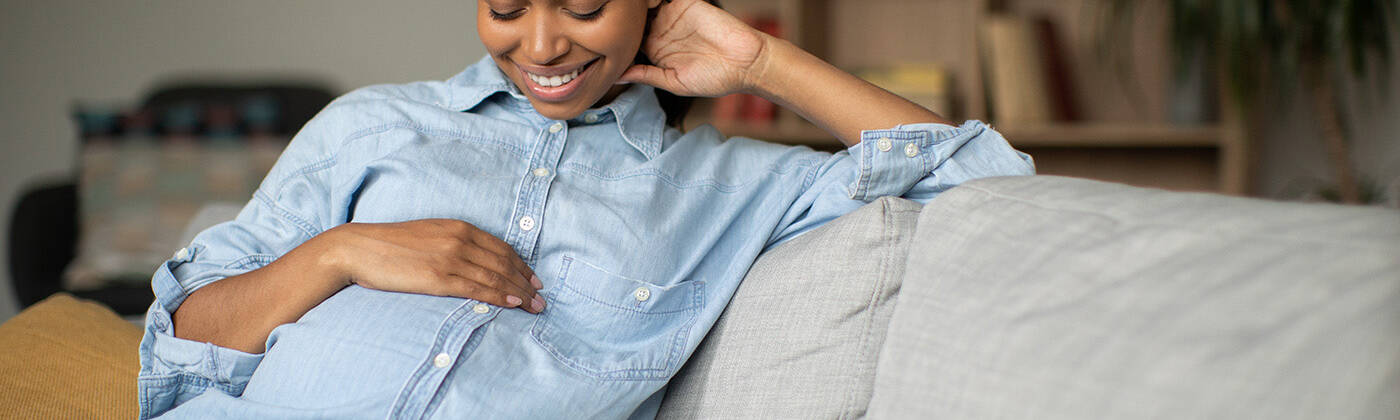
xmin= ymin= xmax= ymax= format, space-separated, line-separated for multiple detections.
xmin=0 ymin=293 xmax=142 ymax=419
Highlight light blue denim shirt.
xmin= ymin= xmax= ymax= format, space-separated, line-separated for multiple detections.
xmin=138 ymin=55 xmax=1034 ymax=419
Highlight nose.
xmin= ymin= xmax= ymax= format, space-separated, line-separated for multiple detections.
xmin=524 ymin=12 xmax=569 ymax=65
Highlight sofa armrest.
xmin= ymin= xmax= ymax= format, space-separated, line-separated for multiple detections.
xmin=0 ymin=293 xmax=141 ymax=418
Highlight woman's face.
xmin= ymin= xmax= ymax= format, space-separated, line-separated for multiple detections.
xmin=477 ymin=0 xmax=661 ymax=121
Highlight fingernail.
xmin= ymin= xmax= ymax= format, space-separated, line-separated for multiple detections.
xmin=531 ymin=275 xmax=543 ymax=289
xmin=506 ymin=295 xmax=523 ymax=307
xmin=531 ymin=295 xmax=545 ymax=312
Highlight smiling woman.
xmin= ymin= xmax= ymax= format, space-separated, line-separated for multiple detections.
xmin=478 ymin=0 xmax=726 ymax=125
xmin=139 ymin=0 xmax=1033 ymax=418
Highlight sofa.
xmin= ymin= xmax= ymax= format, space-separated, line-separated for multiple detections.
xmin=3 ymin=175 xmax=1397 ymax=418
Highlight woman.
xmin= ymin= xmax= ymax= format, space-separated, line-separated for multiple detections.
xmin=139 ymin=0 xmax=1034 ymax=418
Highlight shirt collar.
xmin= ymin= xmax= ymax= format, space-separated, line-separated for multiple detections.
xmin=445 ymin=55 xmax=667 ymax=160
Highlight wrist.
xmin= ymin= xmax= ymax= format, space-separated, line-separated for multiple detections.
xmin=301 ymin=226 xmax=354 ymax=291
xmin=744 ymin=33 xmax=789 ymax=98
xmin=745 ymin=35 xmax=822 ymax=105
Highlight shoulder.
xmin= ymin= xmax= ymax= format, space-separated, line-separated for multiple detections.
xmin=294 ymin=81 xmax=476 ymax=149
xmin=330 ymin=81 xmax=456 ymax=109
xmin=316 ymin=81 xmax=457 ymax=126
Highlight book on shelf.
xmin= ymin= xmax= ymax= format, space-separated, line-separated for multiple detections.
xmin=856 ymin=63 xmax=952 ymax=118
xmin=980 ymin=14 xmax=1079 ymax=125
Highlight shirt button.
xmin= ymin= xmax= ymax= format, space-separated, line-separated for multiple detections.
xmin=173 ymin=247 xmax=190 ymax=261
xmin=584 ymin=113 xmax=600 ymax=124
xmin=533 ymin=168 xmax=550 ymax=177
xmin=433 ymin=353 xmax=452 ymax=368
xmin=548 ymin=122 xmax=564 ymax=133
xmin=877 ymin=137 xmax=893 ymax=152
xmin=519 ymin=216 xmax=536 ymax=231
xmin=634 ymin=287 xmax=651 ymax=302
xmin=905 ymin=143 xmax=920 ymax=157
xmin=473 ymin=303 xmax=490 ymax=314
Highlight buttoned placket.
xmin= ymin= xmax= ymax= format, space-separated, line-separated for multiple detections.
xmin=506 ymin=120 xmax=568 ymax=264
xmin=389 ymin=118 xmax=571 ymax=419
xmin=387 ymin=299 xmax=501 ymax=419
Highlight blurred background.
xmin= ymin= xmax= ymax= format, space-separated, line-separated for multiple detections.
xmin=2 ymin=0 xmax=1397 ymax=322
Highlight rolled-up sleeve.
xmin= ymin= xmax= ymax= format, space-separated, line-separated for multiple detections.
xmin=138 ymin=261 xmax=265 ymax=419
xmin=767 ymin=120 xmax=1033 ymax=248
xmin=137 ymin=105 xmax=347 ymax=419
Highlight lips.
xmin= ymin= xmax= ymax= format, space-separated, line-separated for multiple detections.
xmin=517 ymin=59 xmax=598 ymax=102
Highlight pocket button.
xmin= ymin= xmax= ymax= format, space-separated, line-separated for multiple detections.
xmin=633 ymin=287 xmax=651 ymax=302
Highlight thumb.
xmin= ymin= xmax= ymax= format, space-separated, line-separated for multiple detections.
xmin=617 ymin=64 xmax=684 ymax=93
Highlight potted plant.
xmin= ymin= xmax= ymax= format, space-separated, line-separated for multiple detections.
xmin=1098 ymin=0 xmax=1397 ymax=204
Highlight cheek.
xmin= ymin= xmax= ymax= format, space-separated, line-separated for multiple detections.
xmin=476 ymin=22 xmax=509 ymax=56
xmin=582 ymin=20 xmax=645 ymax=64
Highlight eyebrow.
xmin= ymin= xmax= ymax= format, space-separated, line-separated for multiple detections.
xmin=485 ymin=0 xmax=605 ymax=8
xmin=483 ymin=0 xmax=528 ymax=9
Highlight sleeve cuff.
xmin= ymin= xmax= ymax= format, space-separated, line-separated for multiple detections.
xmin=846 ymin=120 xmax=990 ymax=202
xmin=140 ymin=259 xmax=264 ymax=392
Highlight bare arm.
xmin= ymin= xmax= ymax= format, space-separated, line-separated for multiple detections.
xmin=172 ymin=233 xmax=344 ymax=354
xmin=747 ymin=36 xmax=954 ymax=147
xmin=173 ymin=220 xmax=543 ymax=354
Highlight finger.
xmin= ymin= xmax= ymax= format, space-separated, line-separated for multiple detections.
xmin=430 ymin=218 xmax=537 ymax=288
xmin=461 ymin=263 xmax=543 ymax=313
xmin=447 ymin=274 xmax=530 ymax=310
xmin=466 ymin=232 xmax=539 ymax=289
xmin=461 ymin=243 xmax=536 ymax=295
xmin=618 ymin=64 xmax=683 ymax=93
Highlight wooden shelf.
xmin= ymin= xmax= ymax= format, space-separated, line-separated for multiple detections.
xmin=996 ymin=123 xmax=1222 ymax=148
xmin=712 ymin=0 xmax=1252 ymax=195
xmin=692 ymin=116 xmax=1221 ymax=149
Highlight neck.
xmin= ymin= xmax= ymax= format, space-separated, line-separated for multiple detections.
xmin=593 ymin=84 xmax=632 ymax=109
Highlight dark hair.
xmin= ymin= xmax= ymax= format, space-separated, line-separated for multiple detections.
xmin=642 ymin=0 xmax=722 ymax=128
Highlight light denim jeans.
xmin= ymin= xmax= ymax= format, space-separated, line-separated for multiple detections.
xmin=138 ymin=55 xmax=1035 ymax=419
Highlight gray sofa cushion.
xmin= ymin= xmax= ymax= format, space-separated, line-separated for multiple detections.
xmin=659 ymin=197 xmax=923 ymax=419
xmin=869 ymin=176 xmax=1400 ymax=419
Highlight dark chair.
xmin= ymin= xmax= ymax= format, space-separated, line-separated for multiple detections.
xmin=7 ymin=82 xmax=336 ymax=315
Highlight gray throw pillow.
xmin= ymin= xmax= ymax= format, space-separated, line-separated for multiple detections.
xmin=869 ymin=176 xmax=1400 ymax=419
xmin=658 ymin=197 xmax=923 ymax=419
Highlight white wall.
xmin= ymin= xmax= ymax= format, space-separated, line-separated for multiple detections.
xmin=0 ymin=0 xmax=487 ymax=321
xmin=2 ymin=1 xmax=1397 ymax=323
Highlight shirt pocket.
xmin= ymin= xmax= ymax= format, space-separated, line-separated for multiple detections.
xmin=529 ymin=256 xmax=704 ymax=381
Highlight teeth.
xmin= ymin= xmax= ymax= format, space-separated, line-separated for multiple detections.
xmin=527 ymin=67 xmax=582 ymax=88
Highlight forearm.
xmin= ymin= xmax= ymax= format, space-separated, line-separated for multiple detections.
xmin=749 ymin=36 xmax=953 ymax=147
xmin=173 ymin=233 xmax=348 ymax=354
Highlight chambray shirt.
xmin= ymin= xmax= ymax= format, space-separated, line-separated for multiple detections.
xmin=138 ymin=55 xmax=1034 ymax=419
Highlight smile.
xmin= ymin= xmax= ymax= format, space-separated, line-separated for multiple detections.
xmin=518 ymin=59 xmax=598 ymax=102
xmin=527 ymin=67 xmax=582 ymax=87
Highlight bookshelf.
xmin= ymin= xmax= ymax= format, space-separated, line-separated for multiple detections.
xmin=689 ymin=0 xmax=1252 ymax=195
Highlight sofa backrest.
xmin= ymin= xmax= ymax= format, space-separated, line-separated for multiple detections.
xmin=871 ymin=175 xmax=1400 ymax=419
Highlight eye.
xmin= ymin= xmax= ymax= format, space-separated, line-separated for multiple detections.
xmin=568 ymin=3 xmax=605 ymax=20
xmin=489 ymin=8 xmax=525 ymax=21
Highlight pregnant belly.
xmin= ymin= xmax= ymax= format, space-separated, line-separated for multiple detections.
xmin=237 ymin=286 xmax=471 ymax=409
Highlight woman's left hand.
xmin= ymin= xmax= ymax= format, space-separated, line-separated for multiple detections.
xmin=618 ymin=0 xmax=770 ymax=97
